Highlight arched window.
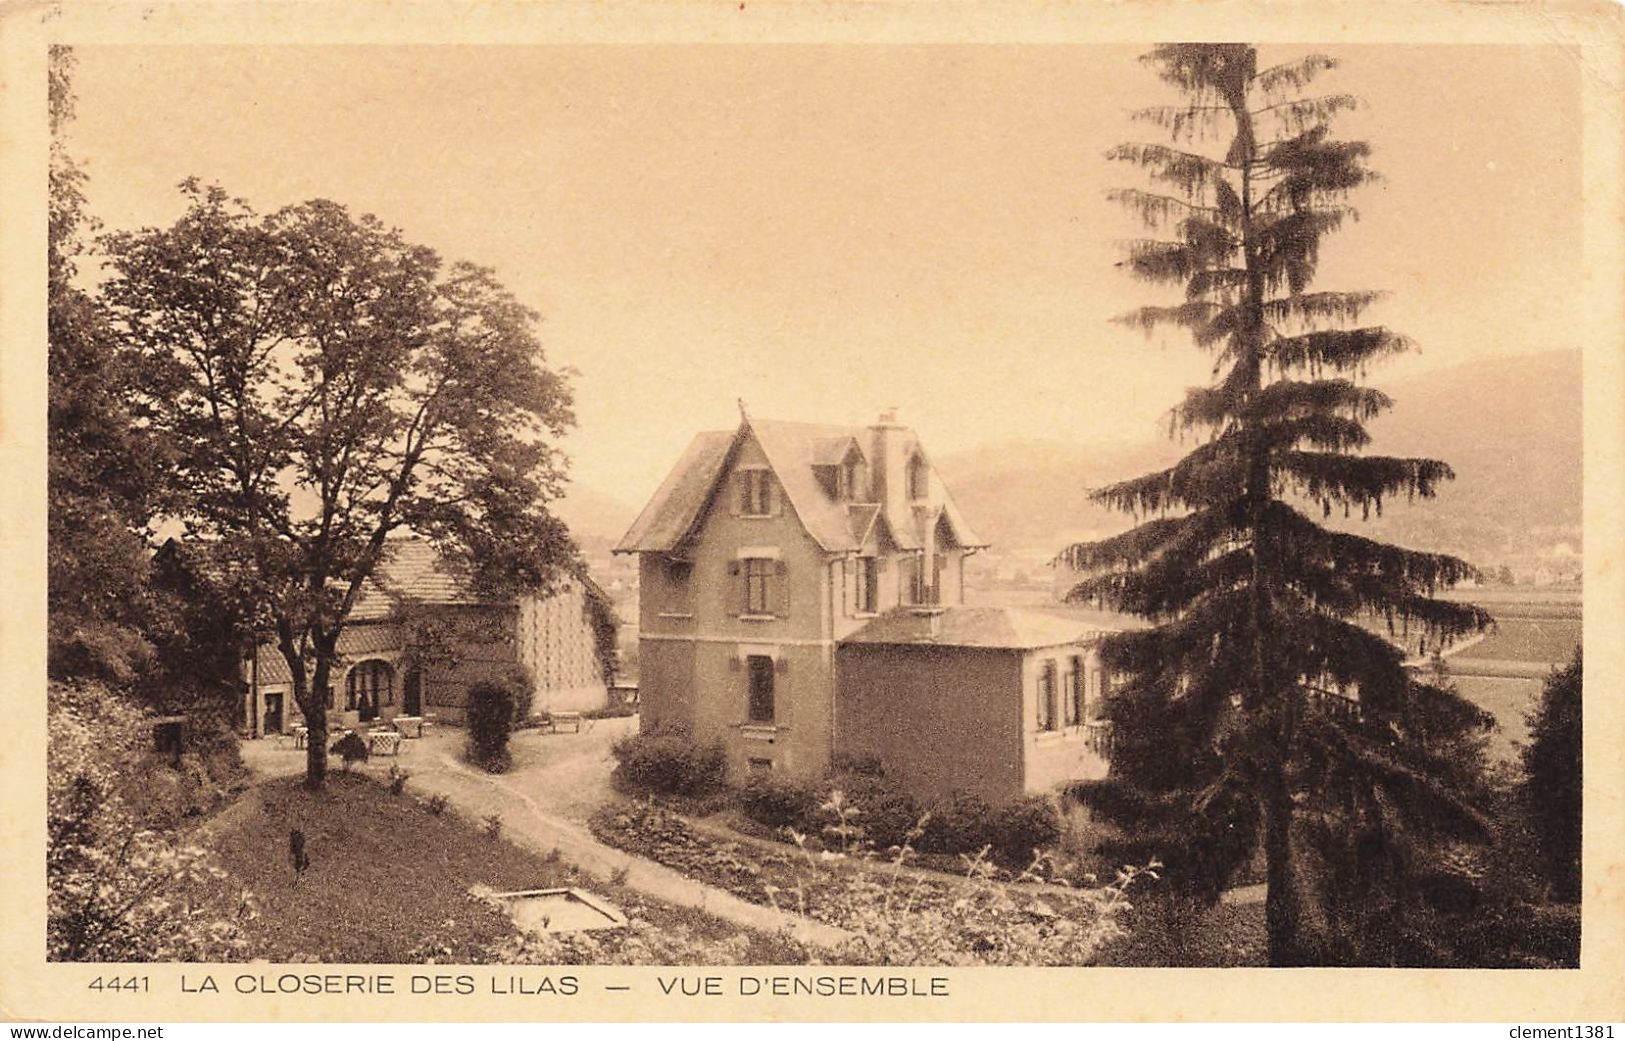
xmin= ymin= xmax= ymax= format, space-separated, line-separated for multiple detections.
xmin=345 ymin=660 xmax=394 ymax=720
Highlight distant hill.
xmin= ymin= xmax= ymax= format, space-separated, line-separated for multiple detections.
xmin=937 ymin=349 xmax=1581 ymax=571
xmin=554 ymin=484 xmax=639 ymax=554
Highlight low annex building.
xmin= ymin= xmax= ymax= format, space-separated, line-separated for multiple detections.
xmin=616 ymin=409 xmax=1127 ymax=802
xmin=837 ymin=605 xmax=1123 ymax=802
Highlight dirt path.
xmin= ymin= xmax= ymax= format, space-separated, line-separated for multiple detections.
xmin=239 ymin=722 xmax=853 ymax=951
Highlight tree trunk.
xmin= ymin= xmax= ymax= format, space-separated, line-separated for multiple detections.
xmin=1262 ymin=765 xmax=1304 ymax=966
xmin=303 ymin=653 xmax=334 ymax=789
xmin=303 ymin=705 xmax=328 ymax=790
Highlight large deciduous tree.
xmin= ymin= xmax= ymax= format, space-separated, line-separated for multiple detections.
xmin=103 ymin=183 xmax=577 ymax=787
xmin=1062 ymin=45 xmax=1494 ymax=965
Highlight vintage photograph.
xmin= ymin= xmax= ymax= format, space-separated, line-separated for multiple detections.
xmin=39 ymin=34 xmax=1588 ymax=977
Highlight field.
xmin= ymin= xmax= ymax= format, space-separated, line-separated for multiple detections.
xmin=1453 ymin=617 xmax=1581 ymax=665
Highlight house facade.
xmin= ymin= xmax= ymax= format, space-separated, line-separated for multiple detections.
xmin=616 ymin=411 xmax=988 ymax=778
xmin=240 ymin=539 xmax=610 ymax=736
xmin=616 ymin=409 xmax=1130 ymax=799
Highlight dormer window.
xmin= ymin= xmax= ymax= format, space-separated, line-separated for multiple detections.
xmin=845 ymin=456 xmax=868 ymax=502
xmin=907 ymin=453 xmax=928 ymax=501
xmin=817 ymin=447 xmax=869 ymax=503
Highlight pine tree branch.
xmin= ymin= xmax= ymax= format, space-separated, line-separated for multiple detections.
xmin=1107 ymin=143 xmax=1236 ymax=196
xmin=1056 ymin=512 xmax=1208 ymax=573
xmin=1274 ymin=451 xmax=1455 ymax=519
xmin=1112 ymin=300 xmax=1224 ymax=337
xmin=1267 ymin=327 xmax=1412 ymax=375
xmin=1254 ymin=55 xmax=1338 ymax=98
xmin=1106 ymin=188 xmax=1224 ymax=230
xmin=1091 ymin=436 xmax=1246 ymax=514
xmin=1263 ymin=291 xmax=1385 ymax=328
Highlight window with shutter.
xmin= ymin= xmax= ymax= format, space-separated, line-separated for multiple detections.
xmin=1037 ymin=660 xmax=1058 ymax=732
xmin=740 ymin=470 xmax=772 ymax=517
xmin=746 ymin=655 xmax=775 ymax=723
xmin=743 ymin=558 xmax=772 ymax=614
xmin=855 ymin=556 xmax=878 ymax=613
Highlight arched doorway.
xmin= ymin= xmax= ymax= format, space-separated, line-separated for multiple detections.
xmin=345 ymin=660 xmax=394 ymax=723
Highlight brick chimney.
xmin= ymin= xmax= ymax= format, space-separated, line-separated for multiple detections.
xmin=869 ymin=408 xmax=909 ymax=522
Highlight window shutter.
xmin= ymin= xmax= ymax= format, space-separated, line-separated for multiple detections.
xmin=775 ymin=656 xmax=789 ymax=674
xmin=729 ymin=654 xmax=741 ymax=671
xmin=731 ymin=472 xmax=747 ymax=517
xmin=773 ymin=559 xmax=788 ymax=617
xmin=840 ymin=559 xmax=850 ymax=616
xmin=728 ymin=560 xmax=741 ymax=576
xmin=768 ymin=474 xmax=781 ymax=516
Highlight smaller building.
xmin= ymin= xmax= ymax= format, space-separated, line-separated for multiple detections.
xmin=835 ymin=605 xmax=1126 ymax=803
xmin=241 ymin=539 xmax=611 ymax=736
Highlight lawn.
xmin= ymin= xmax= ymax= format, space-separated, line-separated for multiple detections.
xmin=190 ymin=772 xmax=801 ymax=963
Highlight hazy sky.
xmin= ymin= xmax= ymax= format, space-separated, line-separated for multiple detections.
xmin=63 ymin=44 xmax=1582 ymax=509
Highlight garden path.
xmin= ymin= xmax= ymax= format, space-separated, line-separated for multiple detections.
xmin=240 ymin=723 xmax=854 ymax=951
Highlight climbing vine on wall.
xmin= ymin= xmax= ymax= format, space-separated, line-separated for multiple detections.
xmin=580 ymin=578 xmax=620 ymax=688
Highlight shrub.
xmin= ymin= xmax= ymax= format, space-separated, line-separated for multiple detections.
xmin=610 ymin=726 xmax=726 ymax=796
xmin=829 ymin=753 xmax=885 ymax=777
xmin=484 ymin=813 xmax=504 ymax=840
xmin=740 ymin=773 xmax=820 ymax=830
xmin=988 ymin=795 xmax=1063 ymax=866
xmin=386 ymin=765 xmax=410 ymax=796
xmin=425 ymin=793 xmax=450 ymax=816
xmin=47 ymin=681 xmax=251 ymax=961
xmin=331 ymin=731 xmax=369 ymax=771
xmin=824 ymin=773 xmax=921 ymax=851
xmin=500 ymin=663 xmax=536 ymax=727
xmin=919 ymin=790 xmax=993 ymax=856
xmin=466 ymin=679 xmax=517 ymax=773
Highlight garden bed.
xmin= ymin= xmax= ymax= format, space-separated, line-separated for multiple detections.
xmin=588 ymin=799 xmax=1147 ymax=965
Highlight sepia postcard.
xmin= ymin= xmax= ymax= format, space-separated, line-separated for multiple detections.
xmin=1 ymin=0 xmax=1623 ymax=1024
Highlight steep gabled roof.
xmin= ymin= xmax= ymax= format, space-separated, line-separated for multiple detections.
xmin=749 ymin=418 xmax=873 ymax=553
xmin=614 ymin=414 xmax=989 ymax=556
xmin=614 ymin=430 xmax=736 ymax=554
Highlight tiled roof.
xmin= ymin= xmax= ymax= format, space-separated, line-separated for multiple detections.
xmin=614 ymin=415 xmax=989 ymax=555
xmin=845 ymin=504 xmax=881 ymax=546
xmin=840 ymin=605 xmax=1133 ymax=650
xmin=811 ymin=436 xmax=860 ymax=466
xmin=614 ymin=430 xmax=735 ymax=554
xmin=250 ymin=621 xmax=406 ymax=686
xmin=751 ymin=418 xmax=881 ymax=553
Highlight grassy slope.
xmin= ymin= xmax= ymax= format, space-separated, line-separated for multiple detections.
xmin=193 ymin=772 xmax=795 ymax=963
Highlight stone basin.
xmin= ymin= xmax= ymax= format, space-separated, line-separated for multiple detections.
xmin=493 ymin=888 xmax=628 ymax=934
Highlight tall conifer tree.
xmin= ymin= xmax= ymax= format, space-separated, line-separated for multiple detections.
xmin=1063 ymin=44 xmax=1494 ymax=965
